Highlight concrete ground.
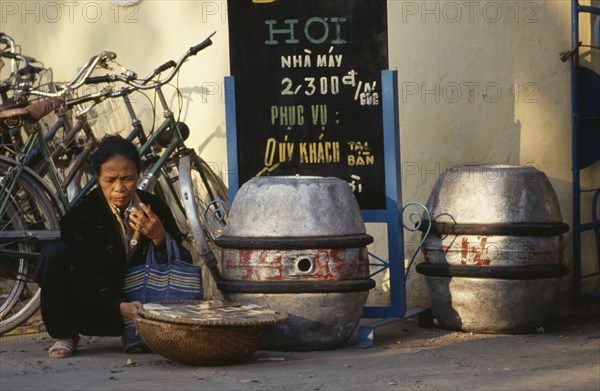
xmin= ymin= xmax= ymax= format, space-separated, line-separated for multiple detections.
xmin=1 ymin=312 xmax=598 ymax=391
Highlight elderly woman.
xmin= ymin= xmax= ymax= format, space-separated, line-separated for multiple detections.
xmin=37 ymin=135 xmax=185 ymax=358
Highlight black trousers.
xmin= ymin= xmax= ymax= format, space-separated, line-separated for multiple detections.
xmin=37 ymin=240 xmax=124 ymax=339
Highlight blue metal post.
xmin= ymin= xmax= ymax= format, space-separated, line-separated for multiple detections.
xmin=224 ymin=76 xmax=239 ymax=202
xmin=570 ymin=0 xmax=600 ymax=300
xmin=354 ymin=70 xmax=435 ymax=349
xmin=571 ymin=0 xmax=581 ymax=299
xmin=361 ymin=70 xmax=406 ymax=319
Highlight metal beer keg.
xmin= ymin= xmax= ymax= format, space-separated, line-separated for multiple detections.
xmin=215 ymin=176 xmax=375 ymax=350
xmin=416 ymin=164 xmax=569 ymax=333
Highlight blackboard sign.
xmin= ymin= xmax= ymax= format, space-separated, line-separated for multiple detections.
xmin=227 ymin=0 xmax=388 ymax=210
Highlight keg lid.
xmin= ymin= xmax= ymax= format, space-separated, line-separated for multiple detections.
xmin=221 ymin=176 xmax=367 ymax=238
xmin=426 ymin=164 xmax=565 ymax=224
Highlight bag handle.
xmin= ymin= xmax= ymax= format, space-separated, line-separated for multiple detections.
xmin=145 ymin=233 xmax=182 ymax=266
xmin=164 ymin=232 xmax=182 ymax=264
xmin=145 ymin=242 xmax=158 ymax=266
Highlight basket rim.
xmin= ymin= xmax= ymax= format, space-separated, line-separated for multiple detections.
xmin=138 ymin=300 xmax=288 ymax=326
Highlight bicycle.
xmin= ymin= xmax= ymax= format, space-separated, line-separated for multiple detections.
xmin=0 ymin=32 xmax=228 ymax=333
xmin=1 ymin=43 xmax=119 ymax=194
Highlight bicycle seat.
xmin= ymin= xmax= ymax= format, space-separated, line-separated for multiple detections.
xmin=0 ymin=97 xmax=64 ymax=122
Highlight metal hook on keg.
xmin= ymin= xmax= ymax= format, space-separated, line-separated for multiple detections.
xmin=204 ymin=199 xmax=229 ymax=240
xmin=400 ymin=202 xmax=432 ymax=278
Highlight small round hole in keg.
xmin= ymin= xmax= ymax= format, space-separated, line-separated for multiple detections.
xmin=297 ymin=258 xmax=313 ymax=273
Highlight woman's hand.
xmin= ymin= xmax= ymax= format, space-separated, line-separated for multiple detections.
xmin=128 ymin=203 xmax=167 ymax=246
xmin=120 ymin=301 xmax=143 ymax=320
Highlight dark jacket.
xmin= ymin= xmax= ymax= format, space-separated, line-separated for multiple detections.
xmin=60 ymin=187 xmax=182 ymax=316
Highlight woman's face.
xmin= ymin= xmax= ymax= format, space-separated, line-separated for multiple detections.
xmin=98 ymin=155 xmax=139 ymax=212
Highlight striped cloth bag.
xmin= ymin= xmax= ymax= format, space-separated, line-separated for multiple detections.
xmin=122 ymin=234 xmax=203 ymax=351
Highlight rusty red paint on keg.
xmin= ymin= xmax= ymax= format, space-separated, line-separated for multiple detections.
xmin=222 ymin=247 xmax=369 ymax=282
xmin=459 ymin=237 xmax=492 ymax=266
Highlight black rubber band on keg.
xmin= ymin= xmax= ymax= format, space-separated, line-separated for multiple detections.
xmin=418 ymin=220 xmax=569 ymax=236
xmin=214 ymin=234 xmax=374 ymax=249
xmin=415 ymin=263 xmax=570 ymax=279
xmin=217 ymin=278 xmax=376 ymax=293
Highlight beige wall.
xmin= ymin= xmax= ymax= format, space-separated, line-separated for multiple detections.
xmin=2 ymin=0 xmax=599 ymax=313
xmin=1 ymin=0 xmax=230 ymax=168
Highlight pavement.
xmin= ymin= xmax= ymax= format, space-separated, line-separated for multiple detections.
xmin=1 ymin=312 xmax=599 ymax=391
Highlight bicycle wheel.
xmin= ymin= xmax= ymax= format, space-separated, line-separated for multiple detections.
xmin=177 ymin=154 xmax=228 ymax=298
xmin=0 ymin=156 xmax=62 ymax=334
xmin=178 ymin=154 xmax=229 ymax=257
xmin=150 ymin=163 xmax=203 ymax=261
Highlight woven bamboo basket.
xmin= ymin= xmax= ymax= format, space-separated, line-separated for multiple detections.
xmin=136 ymin=317 xmax=265 ymax=366
xmin=135 ymin=301 xmax=287 ymax=366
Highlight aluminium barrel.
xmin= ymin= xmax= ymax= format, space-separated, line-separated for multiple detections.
xmin=215 ymin=176 xmax=375 ymax=350
xmin=416 ymin=164 xmax=569 ymax=333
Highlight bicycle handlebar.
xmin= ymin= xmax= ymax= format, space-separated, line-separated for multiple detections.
xmin=0 ymin=52 xmax=38 ymax=67
xmin=0 ymin=33 xmax=18 ymax=76
xmin=1 ymin=51 xmax=49 ymax=97
xmin=84 ymin=57 xmax=176 ymax=86
xmin=63 ymin=50 xmax=117 ymax=91
xmin=190 ymin=33 xmax=215 ymax=56
xmin=7 ymin=50 xmax=117 ymax=99
xmin=84 ymin=55 xmax=176 ymax=84
xmin=83 ymin=57 xmax=176 ymax=91
xmin=62 ymin=86 xmax=113 ymax=111
xmin=17 ymin=64 xmax=46 ymax=76
xmin=155 ymin=60 xmax=177 ymax=75
xmin=84 ymin=75 xmax=113 ymax=84
xmin=15 ymin=31 xmax=215 ymax=111
xmin=83 ymin=31 xmax=216 ymax=91
xmin=1 ymin=52 xmax=25 ymax=60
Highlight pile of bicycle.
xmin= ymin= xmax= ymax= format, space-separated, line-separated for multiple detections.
xmin=0 ymin=32 xmax=228 ymax=334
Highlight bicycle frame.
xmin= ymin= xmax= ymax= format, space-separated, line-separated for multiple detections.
xmin=0 ymin=123 xmax=66 ymax=215
xmin=1 ymin=106 xmax=102 ymax=215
